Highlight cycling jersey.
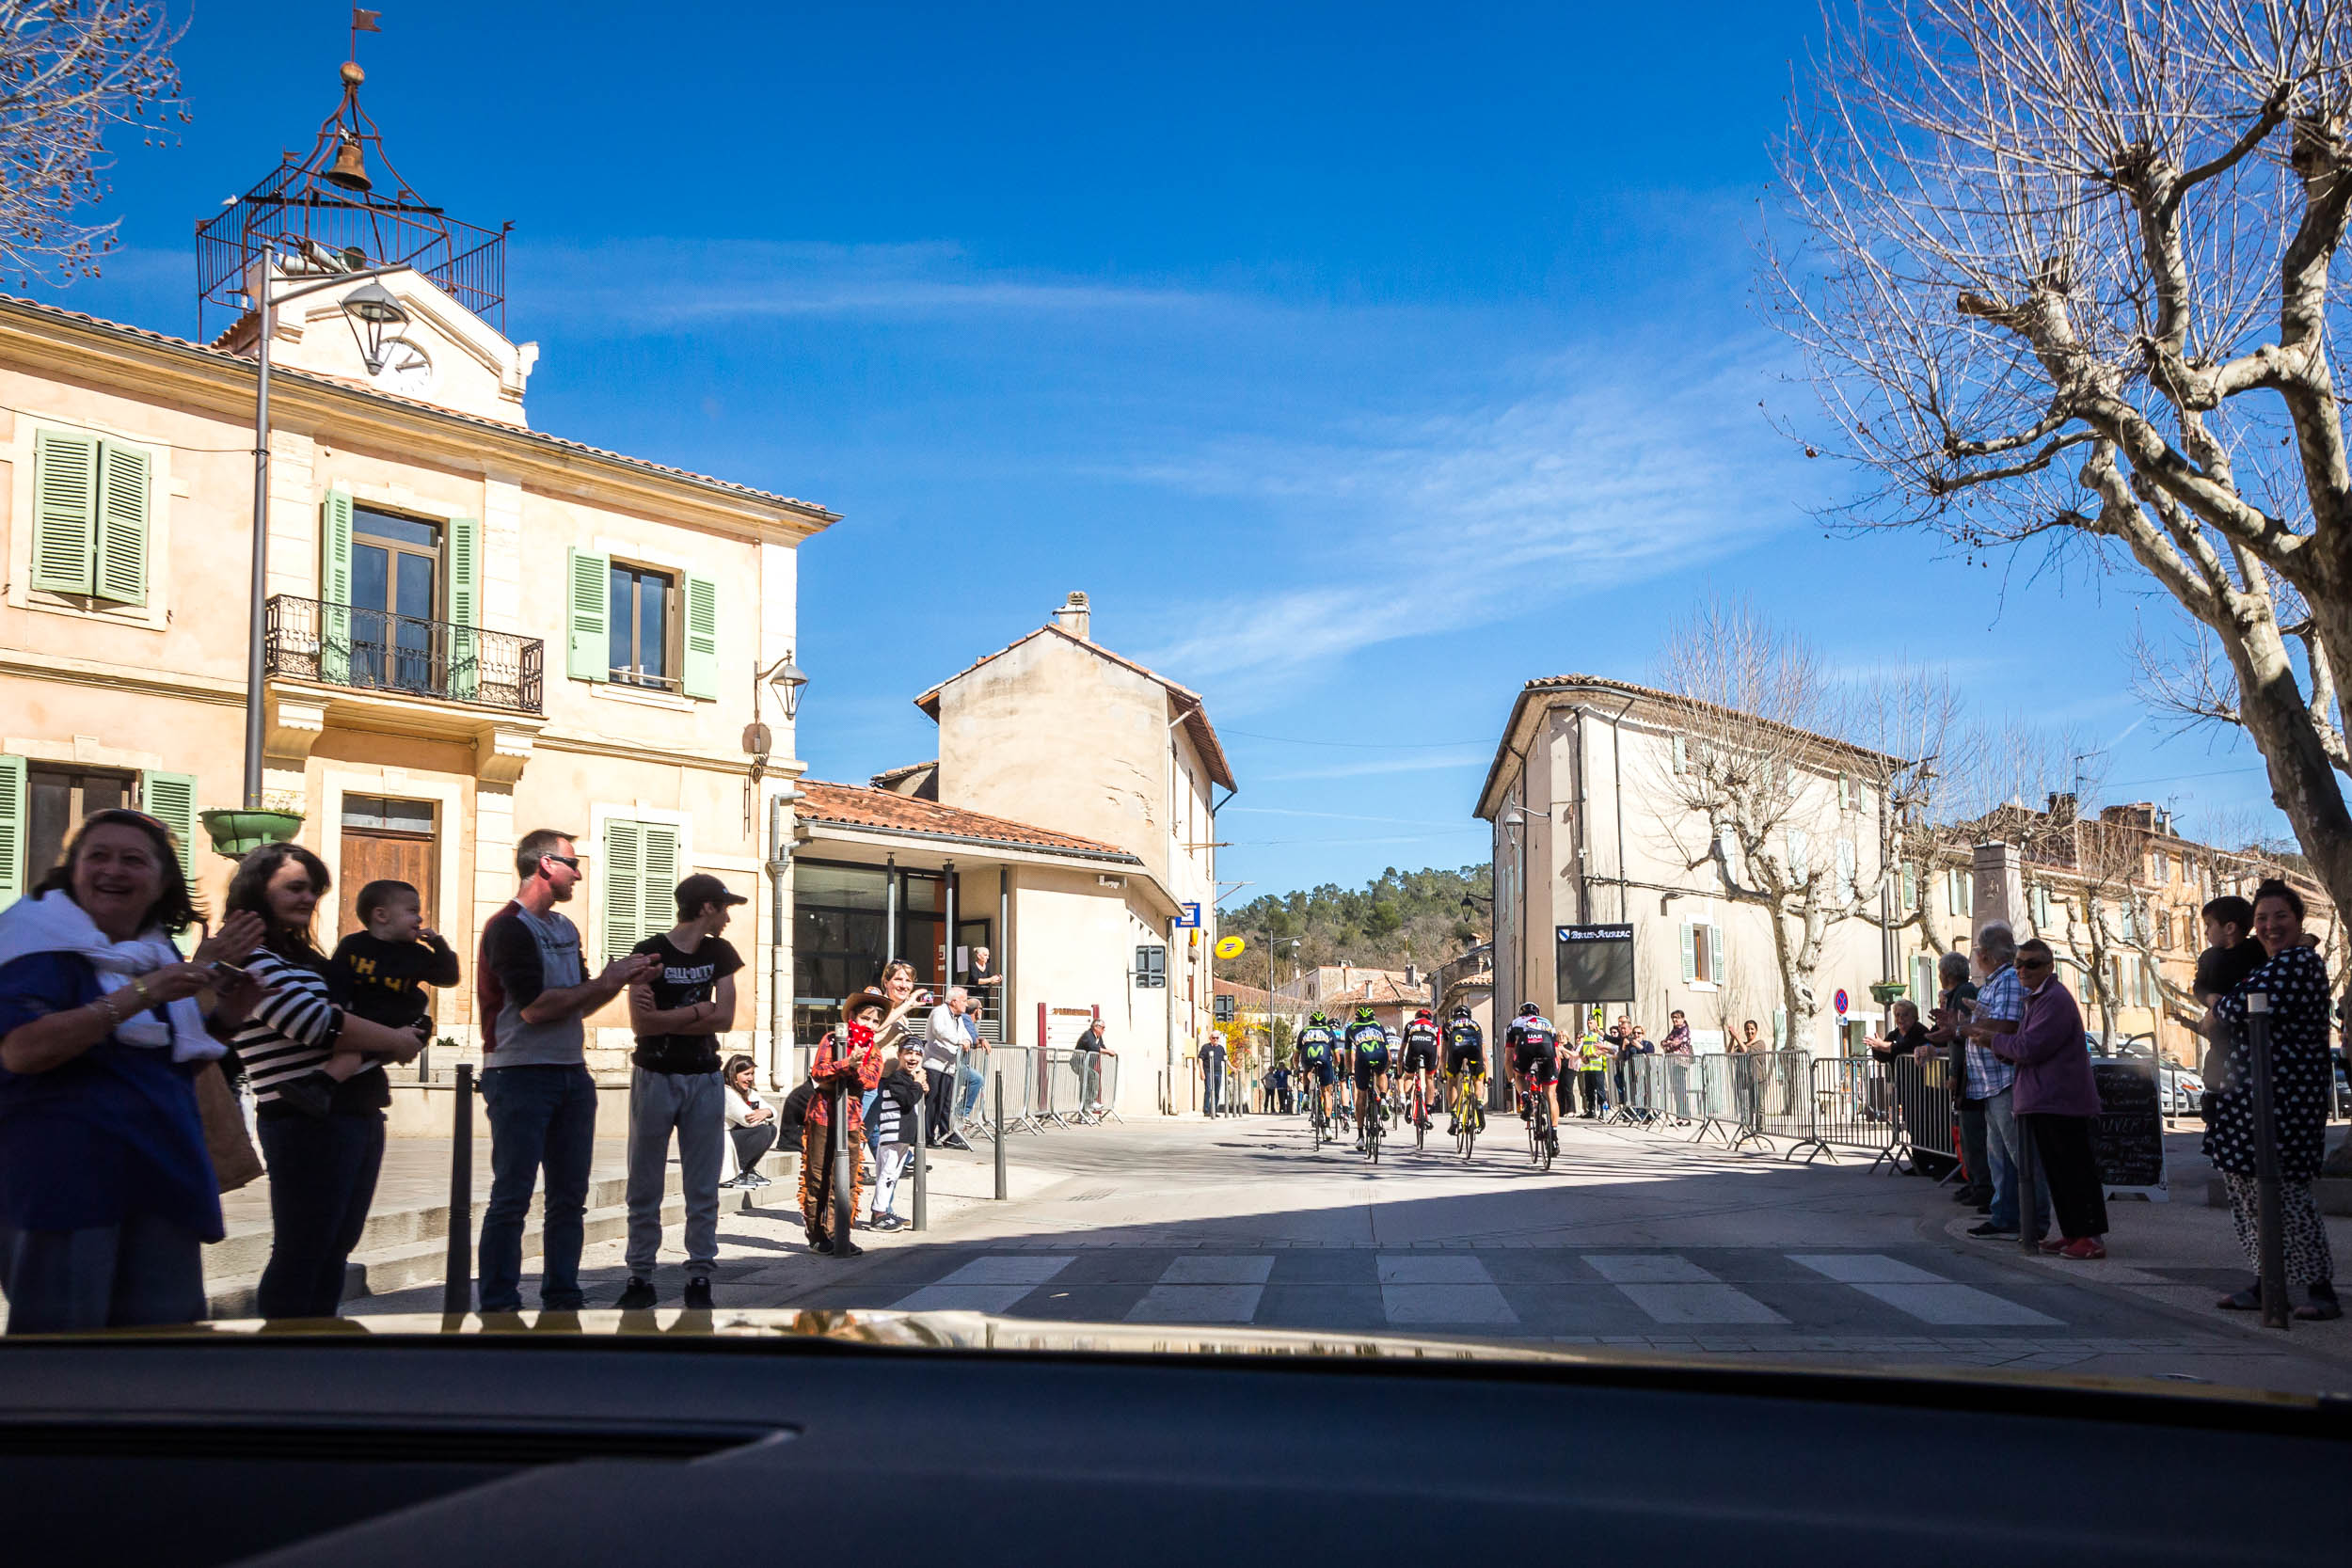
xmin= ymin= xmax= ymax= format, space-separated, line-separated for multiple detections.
xmin=1345 ymin=1022 xmax=1391 ymax=1083
xmin=1506 ymin=1014 xmax=1561 ymax=1071
xmin=1296 ymin=1026 xmax=1336 ymax=1062
xmin=1444 ymin=1021 xmax=1485 ymax=1074
xmin=1400 ymin=1022 xmax=1440 ymax=1071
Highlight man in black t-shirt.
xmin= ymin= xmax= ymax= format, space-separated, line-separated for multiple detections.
xmin=612 ymin=873 xmax=746 ymax=1312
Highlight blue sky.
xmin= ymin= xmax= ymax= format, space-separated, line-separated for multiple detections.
xmin=37 ymin=2 xmax=2279 ymax=896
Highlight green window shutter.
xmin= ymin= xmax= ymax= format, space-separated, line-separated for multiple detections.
xmin=1679 ymin=922 xmax=1696 ymax=983
xmin=446 ymin=515 xmax=481 ymax=700
xmin=681 ymin=574 xmax=719 ymax=699
xmin=0 ymin=754 xmax=25 ymax=911
xmin=1670 ymin=736 xmax=1688 ymax=775
xmin=566 ymin=547 xmax=609 ymax=682
xmin=94 ymin=441 xmax=151 ymax=605
xmin=641 ymin=823 xmax=681 ymax=940
xmin=1772 ymin=1009 xmax=1788 ymax=1049
xmin=320 ymin=489 xmax=355 ymax=683
xmin=31 ymin=428 xmax=98 ymax=595
xmin=140 ymin=769 xmax=199 ymax=882
xmin=600 ymin=817 xmax=643 ymax=966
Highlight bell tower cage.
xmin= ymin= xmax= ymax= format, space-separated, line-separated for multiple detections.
xmin=195 ymin=59 xmax=507 ymax=343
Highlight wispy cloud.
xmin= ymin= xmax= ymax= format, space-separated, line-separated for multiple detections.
xmin=1261 ymin=751 xmax=1491 ymax=782
xmin=1126 ymin=335 xmax=1803 ymax=685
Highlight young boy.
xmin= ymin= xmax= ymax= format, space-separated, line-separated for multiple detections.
xmin=868 ymin=1042 xmax=926 ymax=1232
xmin=288 ymin=880 xmax=458 ymax=1118
xmin=2194 ymin=895 xmax=2262 ymax=1112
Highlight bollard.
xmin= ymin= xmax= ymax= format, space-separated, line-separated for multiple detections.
xmin=993 ymin=1072 xmax=1008 ymax=1199
xmin=2245 ymin=993 xmax=2292 ymax=1331
xmin=831 ymin=1082 xmax=855 ymax=1255
xmin=441 ymin=1064 xmax=474 ymax=1316
xmin=913 ymin=1097 xmax=929 ymax=1232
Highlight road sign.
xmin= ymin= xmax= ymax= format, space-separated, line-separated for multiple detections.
xmin=1834 ymin=988 xmax=1850 ymax=1015
xmin=1555 ymin=924 xmax=1634 ymax=1005
xmin=1214 ymin=934 xmax=1245 ymax=959
xmin=1214 ymin=994 xmax=1236 ymax=1022
xmin=1176 ymin=902 xmax=1201 ymax=928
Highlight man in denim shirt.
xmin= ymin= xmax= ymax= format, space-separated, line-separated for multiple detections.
xmin=1960 ymin=923 xmax=2049 ymax=1242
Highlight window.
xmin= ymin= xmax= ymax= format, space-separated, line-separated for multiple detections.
xmin=30 ymin=428 xmax=150 ymax=606
xmin=2031 ymin=884 xmax=2052 ymax=931
xmin=609 ymin=562 xmax=675 ymax=689
xmin=1136 ymin=944 xmax=1168 ymax=989
xmin=1838 ymin=772 xmax=1862 ymax=811
xmin=1913 ymin=955 xmax=1937 ymax=1008
xmin=1947 ymin=867 xmax=1973 ymax=916
xmin=1899 ymin=863 xmax=1917 ymax=912
xmin=597 ymin=816 xmax=683 ymax=965
xmin=2150 ymin=848 xmax=2169 ymax=883
xmin=351 ymin=507 xmax=441 ymax=691
xmin=1835 ymin=837 xmax=1856 ymax=893
xmin=1681 ymin=920 xmax=1722 ymax=986
xmin=565 ymin=548 xmax=719 ymax=698
xmin=2156 ymin=910 xmax=2172 ymax=949
xmin=0 ymin=759 xmax=195 ymax=910
xmin=1786 ymin=829 xmax=1809 ymax=875
xmin=1671 ymin=736 xmax=1689 ymax=775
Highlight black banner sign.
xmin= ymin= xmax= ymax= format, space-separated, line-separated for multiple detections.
xmin=1556 ymin=924 xmax=1634 ymax=1006
xmin=2090 ymin=1059 xmax=2167 ymax=1192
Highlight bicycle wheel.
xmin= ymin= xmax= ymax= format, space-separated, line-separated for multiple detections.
xmin=1539 ymin=1100 xmax=1554 ymax=1173
xmin=1415 ymin=1085 xmax=1427 ymax=1151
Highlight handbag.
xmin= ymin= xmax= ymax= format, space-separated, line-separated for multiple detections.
xmin=193 ymin=1060 xmax=264 ymax=1193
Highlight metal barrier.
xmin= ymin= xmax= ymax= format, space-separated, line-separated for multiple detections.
xmin=1040 ymin=1048 xmax=1116 ymax=1127
xmin=956 ymin=1043 xmax=1041 ymax=1138
xmin=1891 ymin=1052 xmax=1960 ymax=1179
xmin=1801 ymin=1055 xmax=1892 ymax=1166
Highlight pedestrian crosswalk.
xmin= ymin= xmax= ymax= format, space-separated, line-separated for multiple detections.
xmin=833 ymin=1246 xmax=2085 ymax=1338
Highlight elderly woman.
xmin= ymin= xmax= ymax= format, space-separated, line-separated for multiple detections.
xmin=2209 ymin=879 xmax=2339 ymax=1320
xmin=223 ymin=842 xmax=430 ymax=1320
xmin=1991 ymin=940 xmax=2106 ymax=1259
xmin=0 ymin=810 xmax=263 ymax=1332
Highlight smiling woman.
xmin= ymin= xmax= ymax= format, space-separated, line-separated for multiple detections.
xmin=0 ymin=811 xmax=262 ymax=1333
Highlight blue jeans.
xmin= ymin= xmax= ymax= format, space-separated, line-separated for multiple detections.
xmin=1982 ymin=1086 xmax=2051 ymax=1238
xmin=956 ymin=1062 xmax=985 ymax=1122
xmin=478 ymin=1065 xmax=598 ymax=1313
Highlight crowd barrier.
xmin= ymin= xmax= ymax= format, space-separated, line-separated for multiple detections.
xmin=1606 ymin=1051 xmax=1960 ymax=1174
xmin=1037 ymin=1048 xmax=1121 ymax=1127
xmin=955 ymin=1043 xmax=1041 ymax=1139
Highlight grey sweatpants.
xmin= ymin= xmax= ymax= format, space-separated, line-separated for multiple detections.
xmin=626 ymin=1067 xmax=723 ymax=1276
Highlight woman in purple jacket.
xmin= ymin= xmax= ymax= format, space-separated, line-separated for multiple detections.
xmin=1993 ymin=939 xmax=2107 ymax=1259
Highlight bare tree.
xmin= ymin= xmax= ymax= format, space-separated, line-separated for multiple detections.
xmin=0 ymin=2 xmax=185 ymax=282
xmin=1765 ymin=1 xmax=2352 ymax=927
xmin=1655 ymin=600 xmax=1936 ymax=1052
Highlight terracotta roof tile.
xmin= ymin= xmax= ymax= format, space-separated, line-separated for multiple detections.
xmin=797 ymin=780 xmax=1141 ymax=862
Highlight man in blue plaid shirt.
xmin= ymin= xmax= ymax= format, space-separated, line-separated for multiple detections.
xmin=1962 ymin=923 xmax=2049 ymax=1241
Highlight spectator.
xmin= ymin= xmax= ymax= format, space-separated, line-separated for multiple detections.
xmin=868 ymin=1041 xmax=925 ymax=1231
xmin=921 ymin=987 xmax=973 ymax=1150
xmin=475 ymin=829 xmax=655 ymax=1314
xmin=1661 ymin=1009 xmax=1694 ymax=1124
xmin=226 ymin=843 xmax=432 ymax=1320
xmin=1073 ymin=1017 xmax=1111 ymax=1114
xmin=1269 ymin=1060 xmax=1293 ymax=1116
xmin=1579 ymin=1022 xmax=1612 ymax=1119
xmin=963 ymin=944 xmax=1003 ymax=1013
xmin=1990 ymin=939 xmax=2106 ymax=1259
xmin=866 ymin=959 xmax=925 ymax=1164
xmin=1731 ymin=1019 xmax=1768 ymax=1131
xmin=720 ymin=1054 xmax=776 ymax=1190
xmin=1926 ymin=952 xmax=1987 ymax=1212
xmin=613 ymin=873 xmax=746 ymax=1312
xmin=2208 ymin=879 xmax=2339 ymax=1320
xmin=1960 ymin=923 xmax=2050 ymax=1244
xmin=803 ymin=988 xmax=888 ymax=1256
xmin=1867 ymin=1000 xmax=1930 ymax=1058
xmin=954 ymin=998 xmax=990 ymax=1132
xmin=305 ymin=879 xmax=458 ymax=1116
xmin=2193 ymin=895 xmax=2262 ymax=1118
xmin=0 ymin=811 xmax=263 ymax=1333
xmin=1200 ymin=1030 xmax=1228 ymax=1117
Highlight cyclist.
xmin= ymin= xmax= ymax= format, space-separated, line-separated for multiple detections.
xmin=1399 ymin=1009 xmax=1441 ymax=1132
xmin=1442 ymin=1004 xmax=1486 ymax=1135
xmin=1506 ymin=1002 xmax=1562 ymax=1158
xmin=1383 ymin=1024 xmax=1405 ymax=1129
xmin=1343 ymin=1005 xmax=1391 ymax=1149
xmin=1295 ymin=1011 xmax=1340 ymax=1130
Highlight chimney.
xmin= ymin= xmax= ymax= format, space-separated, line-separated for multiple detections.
xmin=1052 ymin=590 xmax=1091 ymax=641
xmin=2046 ymin=791 xmax=2077 ymax=824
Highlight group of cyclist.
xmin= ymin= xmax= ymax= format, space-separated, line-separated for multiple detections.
xmin=1291 ymin=1002 xmax=1493 ymax=1152
xmin=1288 ymin=999 xmax=1574 ymax=1160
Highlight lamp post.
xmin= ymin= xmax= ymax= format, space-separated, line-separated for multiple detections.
xmin=238 ymin=260 xmax=413 ymax=811
xmin=757 ymin=652 xmax=809 ymax=1087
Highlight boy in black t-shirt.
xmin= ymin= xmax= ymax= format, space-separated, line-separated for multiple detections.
xmin=2195 ymin=895 xmax=2264 ymax=1112
xmin=611 ymin=873 xmax=747 ymax=1313
xmin=284 ymin=880 xmax=459 ymax=1119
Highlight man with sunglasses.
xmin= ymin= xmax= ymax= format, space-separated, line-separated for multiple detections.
xmin=1958 ymin=923 xmax=2050 ymax=1244
xmin=475 ymin=828 xmax=656 ymax=1313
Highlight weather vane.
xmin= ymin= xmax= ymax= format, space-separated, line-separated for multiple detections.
xmin=351 ymin=8 xmax=381 ymax=63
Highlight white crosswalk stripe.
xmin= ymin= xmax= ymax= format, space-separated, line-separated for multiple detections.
xmin=1788 ymin=1253 xmax=2061 ymax=1326
xmin=1127 ymin=1255 xmax=1274 ymax=1323
xmin=894 ymin=1255 xmax=1074 ymax=1313
xmin=1585 ymin=1254 xmax=1788 ymax=1324
xmin=1377 ymin=1253 xmax=1517 ymax=1323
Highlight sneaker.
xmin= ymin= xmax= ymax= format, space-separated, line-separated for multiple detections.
xmin=2036 ymin=1237 xmax=2068 ymax=1254
xmin=612 ymin=1276 xmax=658 ymax=1310
xmin=273 ymin=1070 xmax=336 ymax=1120
xmin=2058 ymin=1238 xmax=2106 ymax=1260
xmin=828 ymin=1239 xmax=864 ymax=1259
xmin=941 ymin=1134 xmax=972 ymax=1151
xmin=716 ymin=1175 xmax=744 ymax=1190
xmin=1967 ymin=1222 xmax=2019 ymax=1240
xmin=682 ymin=1276 xmax=713 ymax=1310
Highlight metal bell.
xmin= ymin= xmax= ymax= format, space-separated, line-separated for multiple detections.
xmin=324 ymin=134 xmax=372 ymax=191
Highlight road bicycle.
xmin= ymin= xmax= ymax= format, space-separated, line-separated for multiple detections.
xmin=1450 ymin=1073 xmax=1485 ymax=1162
xmin=1407 ymin=1071 xmax=1433 ymax=1152
xmin=1525 ymin=1077 xmax=1555 ymax=1172
xmin=1308 ymin=1083 xmax=1334 ymax=1148
xmin=1361 ymin=1091 xmax=1384 ymax=1164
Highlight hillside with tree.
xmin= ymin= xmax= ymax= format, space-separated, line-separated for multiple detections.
xmin=1215 ymin=864 xmax=1493 ymax=984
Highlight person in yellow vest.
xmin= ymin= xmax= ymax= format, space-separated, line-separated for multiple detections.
xmin=1578 ymin=1024 xmax=1612 ymax=1118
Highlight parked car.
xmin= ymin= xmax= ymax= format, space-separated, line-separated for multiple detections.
xmin=2159 ymin=1065 xmax=2205 ymax=1117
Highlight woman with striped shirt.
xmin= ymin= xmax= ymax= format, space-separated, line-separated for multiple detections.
xmin=227 ymin=844 xmax=427 ymax=1319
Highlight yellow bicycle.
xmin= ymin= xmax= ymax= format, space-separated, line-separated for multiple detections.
xmin=1450 ymin=1070 xmax=1486 ymax=1162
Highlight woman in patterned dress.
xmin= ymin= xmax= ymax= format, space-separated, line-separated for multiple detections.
xmin=2207 ymin=879 xmax=2340 ymax=1321
xmin=800 ymin=988 xmax=888 ymax=1259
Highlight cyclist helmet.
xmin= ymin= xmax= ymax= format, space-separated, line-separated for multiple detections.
xmin=1451 ymin=1004 xmax=1472 ymax=1020
xmin=1412 ymin=1009 xmax=1433 ymax=1022
xmin=1354 ymin=1006 xmax=1375 ymax=1023
xmin=1518 ymin=1002 xmax=1541 ymax=1018
xmin=1308 ymin=1010 xmax=1326 ymax=1026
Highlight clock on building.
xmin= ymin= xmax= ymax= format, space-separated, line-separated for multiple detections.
xmin=372 ymin=335 xmax=433 ymax=398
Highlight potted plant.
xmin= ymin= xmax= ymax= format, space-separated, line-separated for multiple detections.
xmin=1867 ymin=981 xmax=1908 ymax=1006
xmin=199 ymin=808 xmax=305 ymax=860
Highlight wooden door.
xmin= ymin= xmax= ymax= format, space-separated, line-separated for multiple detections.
xmin=337 ymin=829 xmax=437 ymax=942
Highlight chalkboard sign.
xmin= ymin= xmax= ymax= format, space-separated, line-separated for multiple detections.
xmin=1557 ymin=924 xmax=1634 ymax=1005
xmin=2091 ymin=1059 xmax=2168 ymax=1197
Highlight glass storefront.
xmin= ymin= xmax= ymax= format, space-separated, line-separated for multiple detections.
xmin=793 ymin=859 xmax=991 ymax=1046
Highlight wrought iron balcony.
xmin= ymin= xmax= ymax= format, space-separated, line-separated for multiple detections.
xmin=264 ymin=594 xmax=544 ymax=715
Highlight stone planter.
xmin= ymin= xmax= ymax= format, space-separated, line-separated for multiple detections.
xmin=199 ymin=809 xmax=305 ymax=860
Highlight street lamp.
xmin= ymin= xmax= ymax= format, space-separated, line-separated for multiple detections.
xmin=754 ymin=650 xmax=809 ymax=1088
xmin=237 ymin=258 xmax=415 ymax=811
xmin=763 ymin=650 xmax=809 ymax=721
